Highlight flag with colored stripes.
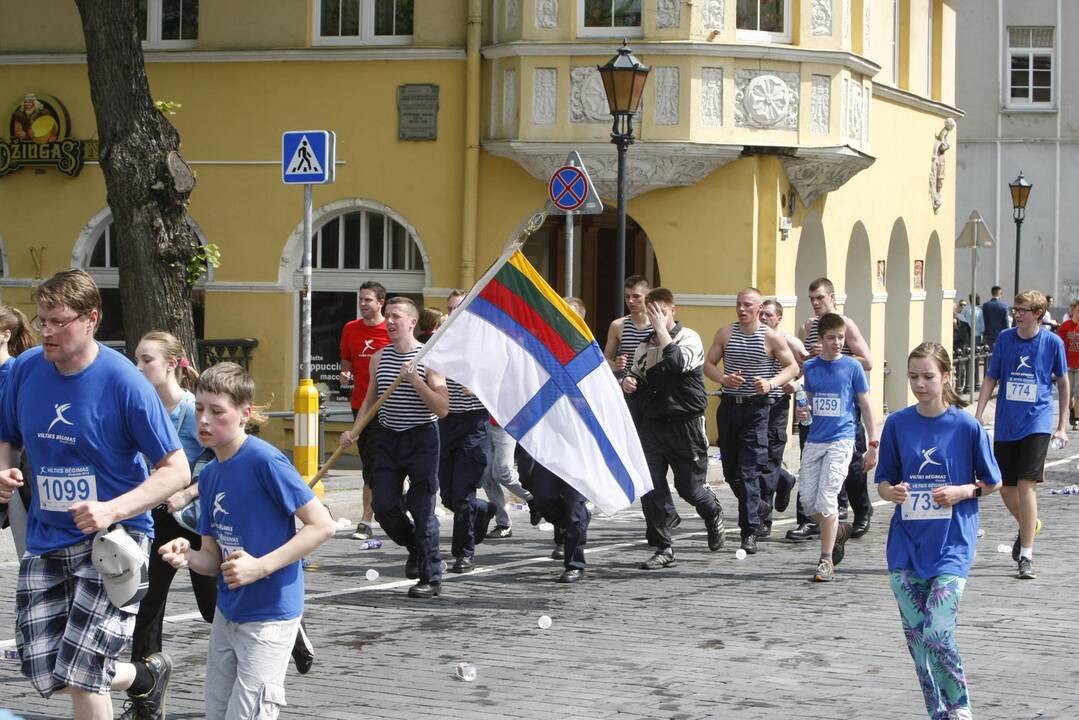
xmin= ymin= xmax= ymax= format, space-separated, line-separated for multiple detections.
xmin=423 ymin=250 xmax=651 ymax=513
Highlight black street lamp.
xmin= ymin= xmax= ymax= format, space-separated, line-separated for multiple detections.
xmin=1008 ymin=171 xmax=1032 ymax=297
xmin=598 ymin=41 xmax=649 ymax=313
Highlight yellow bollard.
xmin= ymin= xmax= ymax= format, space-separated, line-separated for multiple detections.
xmin=293 ymin=378 xmax=323 ymax=498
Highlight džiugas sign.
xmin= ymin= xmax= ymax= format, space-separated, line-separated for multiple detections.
xmin=0 ymin=93 xmax=85 ymax=178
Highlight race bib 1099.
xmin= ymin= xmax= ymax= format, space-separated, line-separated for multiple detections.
xmin=36 ymin=472 xmax=97 ymax=512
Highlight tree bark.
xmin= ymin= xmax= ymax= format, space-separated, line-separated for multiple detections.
xmin=74 ymin=0 xmax=198 ymax=360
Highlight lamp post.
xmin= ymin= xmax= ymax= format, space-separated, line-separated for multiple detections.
xmin=1009 ymin=171 xmax=1032 ymax=297
xmin=598 ymin=42 xmax=649 ymax=314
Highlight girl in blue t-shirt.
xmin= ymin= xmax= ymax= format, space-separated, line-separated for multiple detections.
xmin=876 ymin=342 xmax=1001 ymax=720
xmin=159 ymin=362 xmax=334 ymax=719
xmin=128 ymin=332 xmax=217 ymax=677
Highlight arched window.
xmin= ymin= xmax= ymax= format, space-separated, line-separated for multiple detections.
xmin=74 ymin=209 xmax=210 ymax=344
xmin=285 ymin=201 xmax=429 ymax=405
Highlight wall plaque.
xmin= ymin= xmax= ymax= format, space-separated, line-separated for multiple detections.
xmin=397 ymin=84 xmax=439 ymax=141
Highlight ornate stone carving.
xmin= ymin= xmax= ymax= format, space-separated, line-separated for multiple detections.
xmin=570 ymin=66 xmax=611 ymax=124
xmin=702 ymin=0 xmax=725 ymax=31
xmin=845 ymin=78 xmax=864 ymax=141
xmin=535 ymin=0 xmax=558 ymax=29
xmin=929 ymin=118 xmax=955 ymax=213
xmin=533 ymin=68 xmax=557 ymax=125
xmin=654 ymin=67 xmax=679 ymax=125
xmin=503 ymin=69 xmax=517 ymax=130
xmin=504 ymin=0 xmax=519 ymax=32
xmin=811 ymin=0 xmax=832 ymax=36
xmin=863 ymin=89 xmax=870 ymax=144
xmin=864 ymin=3 xmax=871 ymax=49
xmin=702 ymin=67 xmax=723 ymax=127
xmin=734 ymin=71 xmax=799 ymax=129
xmin=842 ymin=0 xmax=851 ymax=43
xmin=483 ymin=141 xmax=743 ymax=199
xmin=780 ymin=146 xmax=876 ymax=206
xmin=811 ymin=75 xmax=831 ymax=134
xmin=657 ymin=0 xmax=680 ymax=28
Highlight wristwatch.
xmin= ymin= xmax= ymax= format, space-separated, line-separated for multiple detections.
xmin=973 ymin=485 xmax=983 ymax=498
xmin=867 ymin=439 xmax=879 ymax=448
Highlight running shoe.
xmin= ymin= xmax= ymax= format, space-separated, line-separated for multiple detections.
xmin=122 ymin=652 xmax=173 ymax=720
xmin=640 ymin=550 xmax=677 ymax=570
xmin=1011 ymin=518 xmax=1043 ymax=562
xmin=832 ymin=523 xmax=852 ymax=566
xmin=487 ymin=525 xmax=513 ymax=539
xmin=813 ymin=558 xmax=835 ymax=582
xmin=351 ymin=521 xmax=374 ymax=540
xmin=1017 ymin=557 xmax=1037 ymax=579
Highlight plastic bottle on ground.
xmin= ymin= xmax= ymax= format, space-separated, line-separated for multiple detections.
xmin=365 ymin=569 xmax=380 ymax=581
xmin=359 ymin=539 xmax=383 ymax=550
xmin=537 ymin=615 xmax=552 ymax=630
xmin=454 ymin=662 xmax=477 ymax=682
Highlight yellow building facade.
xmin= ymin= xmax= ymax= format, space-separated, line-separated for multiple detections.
xmin=0 ymin=0 xmax=961 ymax=444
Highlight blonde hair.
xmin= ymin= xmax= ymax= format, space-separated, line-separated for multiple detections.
xmin=1014 ymin=289 xmax=1048 ymax=319
xmin=140 ymin=331 xmax=199 ymax=390
xmin=195 ymin=362 xmax=269 ymax=426
xmin=417 ymin=307 xmax=445 ymax=337
xmin=563 ymin=296 xmax=586 ymax=319
xmin=908 ymin=342 xmax=966 ymax=408
xmin=0 ymin=305 xmax=36 ymax=356
xmin=32 ymin=269 xmax=101 ymax=333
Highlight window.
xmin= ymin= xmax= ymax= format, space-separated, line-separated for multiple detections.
xmin=138 ymin=0 xmax=198 ymax=49
xmin=315 ymin=0 xmax=414 ymax=45
xmin=303 ymin=207 xmax=425 ymax=405
xmin=82 ymin=219 xmax=207 ymax=343
xmin=578 ymin=0 xmax=642 ymax=38
xmin=736 ymin=0 xmax=790 ymax=43
xmin=1007 ymin=27 xmax=1054 ymax=107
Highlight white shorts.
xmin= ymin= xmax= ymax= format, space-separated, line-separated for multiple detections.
xmin=204 ymin=613 xmax=300 ymax=720
xmin=1069 ymin=368 xmax=1079 ymax=399
xmin=798 ymin=438 xmax=855 ymax=517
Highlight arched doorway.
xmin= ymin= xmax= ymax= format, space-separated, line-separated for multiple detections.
xmin=521 ymin=210 xmax=660 ymax=335
xmin=844 ymin=222 xmax=873 ymax=347
xmin=282 ymin=198 xmax=430 ymax=406
xmin=923 ymin=231 xmax=944 ymax=343
xmin=884 ymin=219 xmax=911 ymax=413
xmin=794 ymin=211 xmax=828 ymax=326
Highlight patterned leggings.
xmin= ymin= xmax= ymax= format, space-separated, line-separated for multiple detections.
xmin=889 ymin=570 xmax=973 ymax=720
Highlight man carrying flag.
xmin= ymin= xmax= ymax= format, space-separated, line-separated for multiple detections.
xmin=422 ymin=249 xmax=651 ymax=527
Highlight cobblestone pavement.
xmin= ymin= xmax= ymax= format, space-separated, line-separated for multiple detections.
xmin=1 ymin=442 xmax=1077 ymax=719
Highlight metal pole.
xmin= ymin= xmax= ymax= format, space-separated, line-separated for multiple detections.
xmin=969 ymin=246 xmax=977 ymax=406
xmin=564 ymin=212 xmax=574 ymax=296
xmin=302 ymin=183 xmax=313 ymax=379
xmin=1013 ymin=218 xmax=1022 ymax=297
xmin=615 ymin=137 xmax=628 ymax=315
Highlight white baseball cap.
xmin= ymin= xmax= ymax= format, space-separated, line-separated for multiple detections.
xmin=92 ymin=525 xmax=149 ymax=609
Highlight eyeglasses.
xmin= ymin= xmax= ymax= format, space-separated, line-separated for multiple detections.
xmin=1011 ymin=307 xmax=1035 ymax=316
xmin=31 ymin=312 xmax=86 ymax=332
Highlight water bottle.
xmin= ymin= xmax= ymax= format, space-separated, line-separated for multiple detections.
xmin=1049 ymin=436 xmax=1064 ymax=451
xmin=454 ymin=662 xmax=477 ymax=682
xmin=795 ymin=390 xmax=812 ymax=426
xmin=359 ymin=538 xmax=383 ymax=550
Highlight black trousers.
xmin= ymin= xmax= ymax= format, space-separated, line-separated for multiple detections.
xmin=371 ymin=422 xmax=443 ymax=583
xmin=131 ymin=506 xmax=217 ymax=660
xmin=760 ymin=396 xmax=795 ymax=527
xmin=438 ymin=410 xmax=491 ymax=559
xmin=716 ymin=399 xmax=769 ymax=535
xmin=640 ymin=415 xmax=721 ymax=551
xmin=516 ymin=448 xmax=590 ymax=570
xmin=796 ymin=414 xmax=870 ymax=524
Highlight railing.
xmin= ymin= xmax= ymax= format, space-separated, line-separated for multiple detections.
xmin=953 ymin=343 xmax=991 ymax=394
xmin=102 ymin=337 xmax=259 ymax=372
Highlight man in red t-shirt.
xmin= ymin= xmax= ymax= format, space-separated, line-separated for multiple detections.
xmin=1057 ymin=300 xmax=1079 ymax=430
xmin=339 ymin=281 xmax=391 ymax=538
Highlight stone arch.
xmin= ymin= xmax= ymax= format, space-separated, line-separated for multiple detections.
xmin=279 ymin=198 xmax=432 ymax=292
xmin=884 ymin=219 xmax=912 ymax=412
xmin=794 ymin=211 xmax=828 ymax=326
xmin=923 ymin=231 xmax=944 ymax=343
xmin=844 ymin=222 xmax=873 ymax=347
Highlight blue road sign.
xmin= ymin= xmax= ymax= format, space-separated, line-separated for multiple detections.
xmin=549 ymin=166 xmax=588 ymax=212
xmin=282 ymin=130 xmax=335 ymax=185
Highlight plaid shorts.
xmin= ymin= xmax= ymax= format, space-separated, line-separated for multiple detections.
xmin=15 ymin=532 xmax=148 ymax=697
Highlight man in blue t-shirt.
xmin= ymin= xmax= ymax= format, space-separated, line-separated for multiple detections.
xmin=0 ymin=270 xmax=189 ymax=719
xmin=797 ymin=314 xmax=878 ymax=582
xmin=975 ymin=290 xmax=1069 ymax=580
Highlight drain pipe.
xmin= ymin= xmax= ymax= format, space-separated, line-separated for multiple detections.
xmin=460 ymin=0 xmax=482 ymax=287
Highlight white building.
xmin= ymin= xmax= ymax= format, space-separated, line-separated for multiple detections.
xmin=954 ymin=0 xmax=1078 ymax=304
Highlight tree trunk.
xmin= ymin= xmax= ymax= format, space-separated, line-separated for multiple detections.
xmin=74 ymin=0 xmax=198 ymax=361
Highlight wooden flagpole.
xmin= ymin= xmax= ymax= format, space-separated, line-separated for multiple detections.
xmin=308 ymin=208 xmax=549 ymax=488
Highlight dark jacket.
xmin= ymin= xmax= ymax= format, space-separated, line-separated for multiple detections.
xmin=983 ymin=297 xmax=1009 ymax=342
xmin=627 ymin=323 xmax=708 ymax=421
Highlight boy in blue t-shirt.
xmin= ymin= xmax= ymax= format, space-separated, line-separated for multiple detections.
xmin=797 ymin=313 xmax=878 ymax=582
xmin=974 ymin=289 xmax=1069 ymax=580
xmin=160 ymin=363 xmax=334 ymax=719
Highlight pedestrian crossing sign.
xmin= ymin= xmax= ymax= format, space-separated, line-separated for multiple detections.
xmin=282 ymin=130 xmax=335 ymax=185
